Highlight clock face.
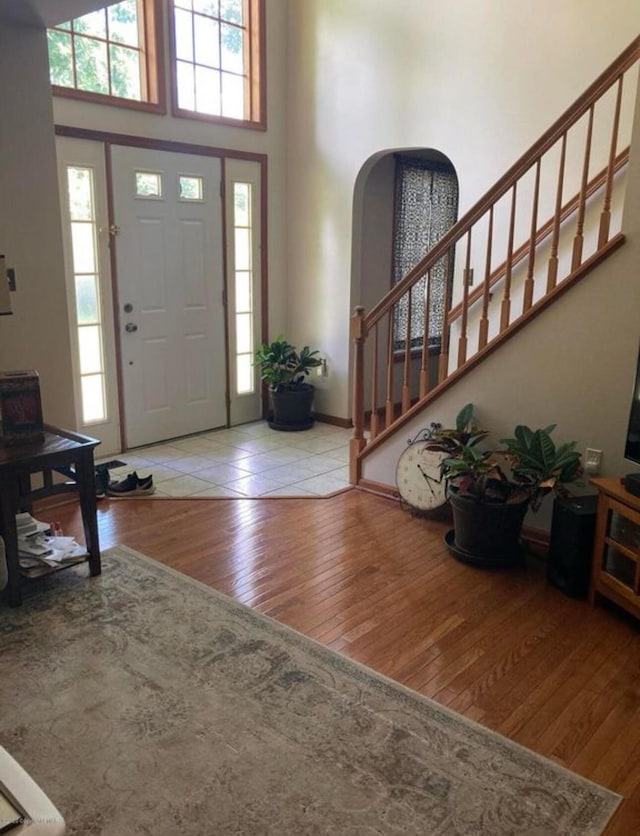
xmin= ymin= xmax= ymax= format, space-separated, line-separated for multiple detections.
xmin=395 ymin=442 xmax=449 ymax=511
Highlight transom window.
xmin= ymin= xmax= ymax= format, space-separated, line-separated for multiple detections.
xmin=171 ymin=0 xmax=264 ymax=127
xmin=47 ymin=0 xmax=162 ymax=110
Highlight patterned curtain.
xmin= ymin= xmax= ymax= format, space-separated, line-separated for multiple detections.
xmin=393 ymin=156 xmax=458 ymax=350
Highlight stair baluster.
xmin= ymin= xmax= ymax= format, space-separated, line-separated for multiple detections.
xmin=572 ymin=104 xmax=595 ymax=270
xmin=500 ymin=183 xmax=517 ymax=333
xmin=369 ymin=325 xmax=380 ymax=439
xmin=523 ymin=158 xmax=541 ymax=312
xmin=599 ymin=75 xmax=624 ymax=247
xmin=384 ymin=312 xmax=394 ymax=429
xmin=547 ymin=133 xmax=567 ymax=292
xmin=402 ymin=290 xmax=412 ymax=413
xmin=458 ymin=230 xmax=472 ymax=367
xmin=419 ymin=268 xmax=432 ymax=398
xmin=479 ymin=205 xmax=494 ymax=349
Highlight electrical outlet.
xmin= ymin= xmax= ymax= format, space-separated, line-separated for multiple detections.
xmin=585 ymin=448 xmax=602 ymax=476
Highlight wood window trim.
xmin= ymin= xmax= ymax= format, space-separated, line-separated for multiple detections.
xmin=169 ymin=0 xmax=266 ymax=131
xmin=50 ymin=0 xmax=166 ymax=115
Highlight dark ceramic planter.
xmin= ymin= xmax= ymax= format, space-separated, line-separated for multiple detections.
xmin=446 ymin=492 xmax=529 ymax=567
xmin=268 ymin=384 xmax=315 ymax=431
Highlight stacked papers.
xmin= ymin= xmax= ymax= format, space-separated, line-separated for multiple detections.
xmin=16 ymin=512 xmax=49 ymax=537
xmin=39 ymin=536 xmax=87 ymax=564
xmin=16 ymin=514 xmax=86 ymax=575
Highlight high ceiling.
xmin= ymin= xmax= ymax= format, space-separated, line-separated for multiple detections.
xmin=0 ymin=0 xmax=117 ymax=27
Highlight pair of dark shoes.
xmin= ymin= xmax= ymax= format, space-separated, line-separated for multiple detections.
xmin=106 ymin=471 xmax=155 ymax=497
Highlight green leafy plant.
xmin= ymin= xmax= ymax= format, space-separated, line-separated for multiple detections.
xmin=254 ymin=336 xmax=322 ymax=391
xmin=434 ymin=404 xmax=583 ymax=509
xmin=428 ymin=402 xmax=489 ymax=452
xmin=500 ymin=424 xmax=583 ymax=511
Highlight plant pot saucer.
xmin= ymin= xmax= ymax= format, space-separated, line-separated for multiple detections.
xmin=267 ymin=417 xmax=315 ymax=432
xmin=444 ymin=529 xmax=525 ymax=568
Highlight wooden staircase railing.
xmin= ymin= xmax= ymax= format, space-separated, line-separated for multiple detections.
xmin=350 ymin=36 xmax=640 ymax=484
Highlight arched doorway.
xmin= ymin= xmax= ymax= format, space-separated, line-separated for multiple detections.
xmin=350 ymin=148 xmax=459 ymax=408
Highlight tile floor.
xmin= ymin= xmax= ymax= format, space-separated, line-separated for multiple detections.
xmin=97 ymin=421 xmax=354 ymax=498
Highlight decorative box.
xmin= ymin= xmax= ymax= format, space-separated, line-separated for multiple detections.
xmin=0 ymin=370 xmax=44 ymax=446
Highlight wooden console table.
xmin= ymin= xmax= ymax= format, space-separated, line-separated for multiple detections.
xmin=589 ymin=476 xmax=640 ymax=620
xmin=0 ymin=424 xmax=101 ymax=607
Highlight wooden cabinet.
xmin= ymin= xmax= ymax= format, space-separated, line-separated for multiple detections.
xmin=589 ymin=476 xmax=640 ymax=619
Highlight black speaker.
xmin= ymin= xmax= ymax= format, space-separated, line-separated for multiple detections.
xmin=547 ymin=494 xmax=598 ymax=597
xmin=623 ymin=472 xmax=640 ymax=498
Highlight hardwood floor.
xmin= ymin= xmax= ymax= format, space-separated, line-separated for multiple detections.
xmin=38 ymin=489 xmax=640 ymax=833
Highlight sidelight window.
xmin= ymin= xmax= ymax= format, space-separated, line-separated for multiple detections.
xmin=65 ymin=167 xmax=108 ymax=424
xmin=232 ymin=182 xmax=255 ymax=394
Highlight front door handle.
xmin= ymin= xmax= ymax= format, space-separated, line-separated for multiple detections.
xmin=125 ymin=322 xmax=138 ymax=333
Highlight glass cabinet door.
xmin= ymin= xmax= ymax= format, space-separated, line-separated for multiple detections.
xmin=603 ymin=509 xmax=640 ymax=594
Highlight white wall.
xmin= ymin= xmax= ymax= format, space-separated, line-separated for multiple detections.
xmin=286 ymin=0 xmax=640 ymax=420
xmin=357 ymin=154 xmax=394 ymax=314
xmin=0 ymin=19 xmax=76 ymax=428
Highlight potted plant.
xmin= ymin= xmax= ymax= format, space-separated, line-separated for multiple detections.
xmin=254 ymin=336 xmax=322 ymax=430
xmin=432 ymin=404 xmax=583 ymax=567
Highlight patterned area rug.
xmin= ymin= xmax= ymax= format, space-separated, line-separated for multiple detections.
xmin=0 ymin=546 xmax=621 ymax=835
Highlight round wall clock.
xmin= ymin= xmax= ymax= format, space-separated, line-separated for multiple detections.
xmin=395 ymin=441 xmax=449 ymax=512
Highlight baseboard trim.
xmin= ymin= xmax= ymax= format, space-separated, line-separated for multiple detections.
xmin=313 ymin=413 xmax=352 ymax=429
xmin=357 ymin=478 xmax=398 ymax=499
xmin=354 ymin=487 xmax=551 ymax=552
xmin=521 ymin=525 xmax=550 ymax=558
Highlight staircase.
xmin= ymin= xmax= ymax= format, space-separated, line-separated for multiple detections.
xmin=349 ymin=36 xmax=640 ymax=488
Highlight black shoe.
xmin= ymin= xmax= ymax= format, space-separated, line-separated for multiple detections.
xmin=136 ymin=473 xmax=154 ymax=492
xmin=95 ymin=468 xmax=109 ymax=498
xmin=106 ymin=471 xmax=155 ymax=497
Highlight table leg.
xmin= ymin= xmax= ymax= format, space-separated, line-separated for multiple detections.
xmin=0 ymin=481 xmax=22 ymax=607
xmin=75 ymin=453 xmax=101 ymax=577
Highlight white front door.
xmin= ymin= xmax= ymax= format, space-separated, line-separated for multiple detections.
xmin=111 ymin=146 xmax=227 ymax=448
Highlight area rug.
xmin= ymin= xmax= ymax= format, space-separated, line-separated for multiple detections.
xmin=0 ymin=546 xmax=620 ymax=835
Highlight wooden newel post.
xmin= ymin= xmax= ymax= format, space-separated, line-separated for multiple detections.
xmin=350 ymin=306 xmax=367 ymax=484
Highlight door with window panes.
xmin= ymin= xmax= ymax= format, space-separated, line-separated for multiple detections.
xmin=57 ymin=138 xmax=262 ymax=454
xmin=111 ymin=146 xmax=227 ymax=448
